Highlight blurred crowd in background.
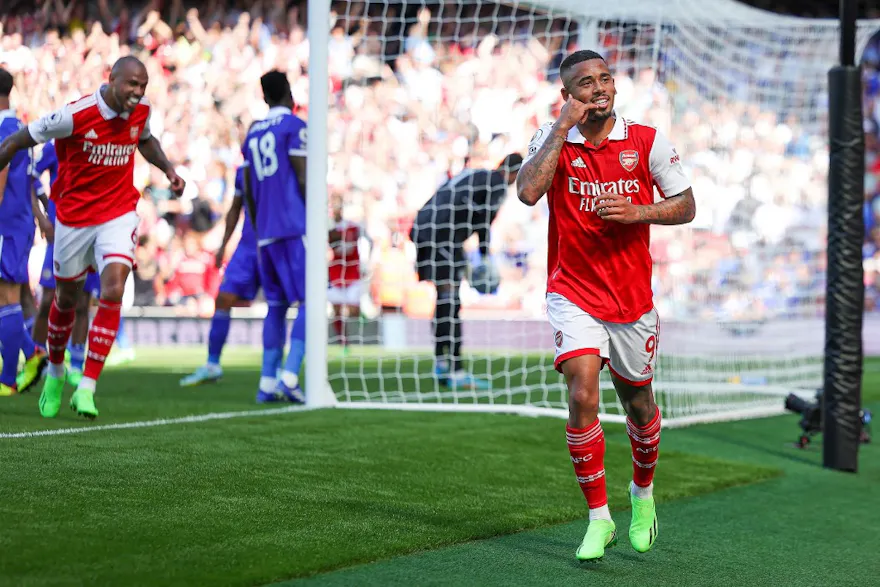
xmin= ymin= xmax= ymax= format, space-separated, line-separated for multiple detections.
xmin=0 ymin=0 xmax=879 ymax=321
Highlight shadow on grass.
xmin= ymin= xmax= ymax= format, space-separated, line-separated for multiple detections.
xmin=683 ymin=424 xmax=821 ymax=468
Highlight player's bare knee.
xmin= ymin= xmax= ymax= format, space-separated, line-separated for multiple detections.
xmin=562 ymin=355 xmax=604 ymax=424
xmin=74 ymin=294 xmax=91 ymax=318
xmin=99 ymin=273 xmax=127 ymax=302
xmin=568 ymin=375 xmax=601 ymax=421
xmin=99 ymin=263 xmax=131 ymax=303
xmin=100 ymin=283 xmax=125 ymax=303
xmin=54 ymin=281 xmax=81 ymax=311
xmin=37 ymin=291 xmax=54 ymax=318
xmin=617 ymin=383 xmax=657 ymax=426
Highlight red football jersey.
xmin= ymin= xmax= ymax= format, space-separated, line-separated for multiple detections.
xmin=28 ymin=87 xmax=152 ymax=228
xmin=328 ymin=220 xmax=362 ymax=287
xmin=526 ymin=116 xmax=691 ymax=323
xmin=166 ymin=250 xmax=220 ymax=300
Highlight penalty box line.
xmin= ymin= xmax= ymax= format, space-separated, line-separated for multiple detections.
xmin=0 ymin=405 xmax=315 ymax=440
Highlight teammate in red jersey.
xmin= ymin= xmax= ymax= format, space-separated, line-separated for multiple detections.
xmin=327 ymin=199 xmax=369 ymax=350
xmin=0 ymin=56 xmax=185 ymax=419
xmin=517 ymin=50 xmax=695 ymax=562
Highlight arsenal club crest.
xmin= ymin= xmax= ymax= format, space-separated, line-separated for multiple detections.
xmin=619 ymin=149 xmax=639 ymax=172
xmin=130 ymin=126 xmax=139 ymax=139
xmin=554 ymin=330 xmax=564 ymax=348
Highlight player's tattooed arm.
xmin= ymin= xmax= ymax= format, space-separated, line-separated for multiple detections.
xmin=517 ymin=124 xmax=567 ymax=206
xmin=637 ymin=187 xmax=696 ymax=225
xmin=0 ymin=128 xmax=37 ymax=173
xmin=596 ymin=188 xmax=696 ymax=225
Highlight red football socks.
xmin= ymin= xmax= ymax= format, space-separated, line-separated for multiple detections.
xmin=83 ymin=300 xmax=122 ymax=381
xmin=566 ymin=420 xmax=608 ymax=508
xmin=47 ymin=300 xmax=75 ymax=366
xmin=627 ymin=408 xmax=662 ymax=488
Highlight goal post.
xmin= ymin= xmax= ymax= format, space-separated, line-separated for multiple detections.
xmin=305 ymin=0 xmax=336 ymax=408
xmin=304 ymin=0 xmax=880 ymax=426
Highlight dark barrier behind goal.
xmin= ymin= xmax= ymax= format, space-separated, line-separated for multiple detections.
xmin=823 ymin=0 xmax=865 ymax=473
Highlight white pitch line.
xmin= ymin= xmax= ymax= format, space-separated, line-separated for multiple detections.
xmin=0 ymin=405 xmax=315 ymax=439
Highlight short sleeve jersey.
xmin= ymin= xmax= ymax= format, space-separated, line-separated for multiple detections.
xmin=28 ymin=86 xmax=151 ymax=228
xmin=525 ymin=116 xmax=691 ymax=322
xmin=240 ymin=106 xmax=307 ymax=242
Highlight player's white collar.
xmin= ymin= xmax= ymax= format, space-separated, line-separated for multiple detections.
xmin=566 ymin=114 xmax=628 ymax=144
xmin=96 ymin=85 xmax=132 ymax=120
xmin=0 ymin=108 xmax=15 ymax=121
xmin=267 ymin=106 xmax=292 ymax=117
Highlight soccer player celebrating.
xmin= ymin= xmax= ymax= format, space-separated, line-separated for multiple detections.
xmin=180 ymin=166 xmax=261 ymax=387
xmin=410 ymin=154 xmax=522 ymax=390
xmin=0 ymin=56 xmax=185 ymax=418
xmin=0 ymin=68 xmax=48 ymax=397
xmin=242 ymin=70 xmax=307 ymax=403
xmin=517 ymin=50 xmax=695 ymax=561
xmin=30 ymin=138 xmax=102 ymax=388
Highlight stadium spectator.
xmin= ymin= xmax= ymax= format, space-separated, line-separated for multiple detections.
xmin=1 ymin=0 xmax=878 ymax=319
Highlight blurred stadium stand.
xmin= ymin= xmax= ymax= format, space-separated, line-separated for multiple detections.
xmin=0 ymin=0 xmax=878 ymax=323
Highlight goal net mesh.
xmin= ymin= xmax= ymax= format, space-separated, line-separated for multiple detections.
xmin=324 ymin=0 xmax=880 ymax=425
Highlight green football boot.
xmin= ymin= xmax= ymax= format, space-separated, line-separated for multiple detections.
xmin=576 ymin=518 xmax=617 ymax=562
xmin=629 ymin=482 xmax=659 ymax=553
xmin=67 ymin=368 xmax=83 ymax=388
xmin=17 ymin=348 xmax=48 ymax=393
xmin=39 ymin=369 xmax=67 ymax=418
xmin=70 ymin=387 xmax=99 ymax=419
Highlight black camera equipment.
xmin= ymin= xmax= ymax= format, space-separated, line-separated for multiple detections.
xmin=783 ymin=390 xmax=872 ymax=449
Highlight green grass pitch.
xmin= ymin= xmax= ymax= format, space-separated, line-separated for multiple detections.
xmin=0 ymin=349 xmax=877 ymax=586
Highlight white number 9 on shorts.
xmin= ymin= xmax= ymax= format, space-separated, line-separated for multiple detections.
xmin=546 ymin=292 xmax=659 ymax=387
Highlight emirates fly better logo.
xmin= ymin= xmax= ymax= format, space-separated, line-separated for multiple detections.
xmin=619 ymin=149 xmax=639 ymax=172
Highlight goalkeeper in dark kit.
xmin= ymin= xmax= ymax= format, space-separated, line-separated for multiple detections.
xmin=410 ymin=153 xmax=523 ymax=389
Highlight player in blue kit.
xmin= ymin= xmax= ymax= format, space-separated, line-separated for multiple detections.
xmin=242 ymin=70 xmax=308 ymax=404
xmin=29 ymin=139 xmax=102 ymax=388
xmin=179 ymin=166 xmax=261 ymax=387
xmin=0 ymin=68 xmax=47 ymax=396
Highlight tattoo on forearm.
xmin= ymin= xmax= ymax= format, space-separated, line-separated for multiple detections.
xmin=637 ymin=190 xmax=696 ymax=225
xmin=519 ymin=127 xmax=566 ymax=199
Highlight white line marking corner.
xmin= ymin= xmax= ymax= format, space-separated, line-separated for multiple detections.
xmin=0 ymin=405 xmax=317 ymax=439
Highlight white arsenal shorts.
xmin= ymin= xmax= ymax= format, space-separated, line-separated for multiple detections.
xmin=53 ymin=211 xmax=138 ymax=282
xmin=546 ymin=292 xmax=660 ymax=386
xmin=327 ymin=281 xmax=362 ymax=306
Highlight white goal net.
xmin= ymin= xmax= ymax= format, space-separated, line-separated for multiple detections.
xmin=319 ymin=0 xmax=880 ymax=426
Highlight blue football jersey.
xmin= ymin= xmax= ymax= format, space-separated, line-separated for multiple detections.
xmin=0 ymin=110 xmax=34 ymax=237
xmin=233 ymin=166 xmax=255 ymax=247
xmin=241 ymin=106 xmax=306 ymax=242
xmin=32 ymin=140 xmax=59 ymax=224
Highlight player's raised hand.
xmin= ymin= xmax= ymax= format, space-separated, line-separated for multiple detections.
xmin=167 ymin=169 xmax=186 ymax=196
xmin=595 ymin=192 xmax=642 ymax=224
xmin=558 ymin=96 xmax=598 ymax=131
